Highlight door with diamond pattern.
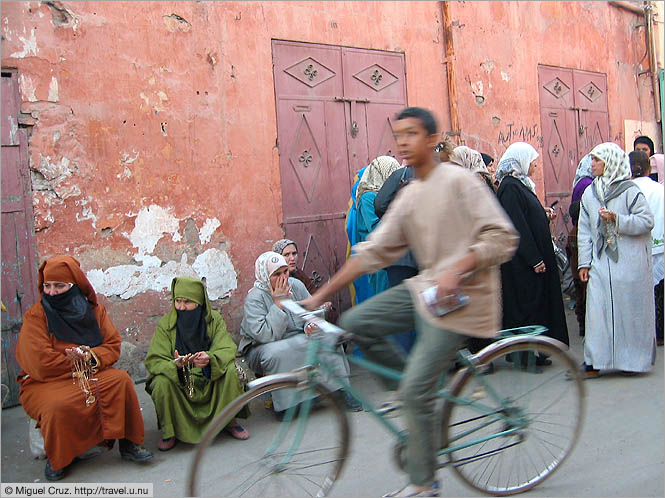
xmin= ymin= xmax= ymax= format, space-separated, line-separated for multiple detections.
xmin=272 ymin=41 xmax=407 ymax=315
xmin=538 ymin=65 xmax=608 ymax=247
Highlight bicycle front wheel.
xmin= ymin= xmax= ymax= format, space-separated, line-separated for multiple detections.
xmin=441 ymin=338 xmax=584 ymax=496
xmin=188 ymin=377 xmax=350 ymax=497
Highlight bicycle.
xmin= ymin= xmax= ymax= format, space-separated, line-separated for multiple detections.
xmin=187 ymin=300 xmax=585 ymax=497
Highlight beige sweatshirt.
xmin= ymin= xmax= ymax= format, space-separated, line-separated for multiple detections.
xmin=353 ymin=163 xmax=519 ymax=338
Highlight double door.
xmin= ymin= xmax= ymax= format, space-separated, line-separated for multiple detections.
xmin=272 ymin=41 xmax=407 ymax=313
xmin=538 ymin=65 xmax=609 ymax=245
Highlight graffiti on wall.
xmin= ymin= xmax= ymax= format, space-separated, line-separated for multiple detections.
xmin=497 ymin=122 xmax=543 ymax=148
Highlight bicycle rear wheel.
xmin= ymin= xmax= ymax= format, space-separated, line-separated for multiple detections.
xmin=188 ymin=377 xmax=350 ymax=497
xmin=441 ymin=338 xmax=584 ymax=496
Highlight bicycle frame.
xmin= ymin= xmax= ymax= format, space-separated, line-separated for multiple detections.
xmin=245 ymin=324 xmax=554 ymax=463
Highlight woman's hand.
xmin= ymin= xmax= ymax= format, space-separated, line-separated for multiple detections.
xmin=304 ymin=323 xmax=318 ymax=336
xmin=599 ymin=207 xmax=616 ymax=223
xmin=270 ymin=273 xmax=292 ymax=309
xmin=174 ymin=349 xmax=193 ymax=368
xmin=191 ymin=351 xmax=210 ymax=369
xmin=544 ymin=207 xmax=557 ymax=221
xmin=579 ymin=268 xmax=589 ymax=282
xmin=534 ymin=262 xmax=546 ymax=274
xmin=65 ymin=346 xmax=91 ymax=363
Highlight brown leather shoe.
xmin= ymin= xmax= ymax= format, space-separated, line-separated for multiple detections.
xmin=158 ymin=437 xmax=176 ymax=451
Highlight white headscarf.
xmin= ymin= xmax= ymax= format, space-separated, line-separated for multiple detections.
xmin=449 ymin=146 xmax=488 ymax=173
xmin=590 ymin=142 xmax=632 ymax=203
xmin=253 ymin=251 xmax=288 ymax=292
xmin=355 ymin=156 xmax=401 ymax=206
xmin=572 ymin=154 xmax=593 ymax=189
xmin=495 ymin=142 xmax=539 ymax=193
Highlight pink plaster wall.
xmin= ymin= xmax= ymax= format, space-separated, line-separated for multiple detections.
xmin=1 ymin=1 xmax=450 ymax=353
xmin=446 ymin=0 xmax=660 ymax=199
xmin=3 ymin=1 xmax=659 ymax=368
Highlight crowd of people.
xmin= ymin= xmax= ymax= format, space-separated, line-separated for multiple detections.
xmin=14 ymin=105 xmax=662 ymax=494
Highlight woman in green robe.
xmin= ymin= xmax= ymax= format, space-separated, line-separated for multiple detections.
xmin=145 ymin=277 xmax=248 ymax=451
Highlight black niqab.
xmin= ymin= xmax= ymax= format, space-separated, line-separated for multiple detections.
xmin=175 ymin=306 xmax=212 ymax=379
xmin=41 ymin=284 xmax=103 ymax=347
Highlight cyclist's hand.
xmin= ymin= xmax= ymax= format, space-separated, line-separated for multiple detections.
xmin=299 ymin=295 xmax=323 ymax=311
xmin=435 ymin=269 xmax=461 ymax=302
xmin=579 ymin=268 xmax=589 ymax=282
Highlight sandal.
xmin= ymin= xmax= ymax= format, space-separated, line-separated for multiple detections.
xmin=158 ymin=437 xmax=176 ymax=451
xmin=224 ymin=422 xmax=250 ymax=440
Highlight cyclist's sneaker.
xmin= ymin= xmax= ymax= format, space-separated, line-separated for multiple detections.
xmin=382 ymin=480 xmax=440 ymax=497
xmin=343 ymin=391 xmax=363 ymax=412
xmin=377 ymin=391 xmax=402 ymax=418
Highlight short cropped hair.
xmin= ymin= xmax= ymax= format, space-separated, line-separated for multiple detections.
xmin=629 ymin=150 xmax=651 ymax=178
xmin=633 ymin=135 xmax=655 ymax=156
xmin=395 ymin=107 xmax=438 ymax=136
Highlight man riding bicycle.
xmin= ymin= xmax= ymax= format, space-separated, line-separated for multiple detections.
xmin=301 ymin=107 xmax=518 ymax=497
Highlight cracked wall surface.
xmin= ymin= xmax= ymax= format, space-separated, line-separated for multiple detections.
xmin=1 ymin=1 xmax=451 ymax=370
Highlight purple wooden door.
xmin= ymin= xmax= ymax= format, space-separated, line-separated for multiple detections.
xmin=341 ymin=47 xmax=406 ymax=180
xmin=538 ymin=65 xmax=579 ymax=246
xmin=573 ymin=69 xmax=609 ymax=158
xmin=273 ymin=41 xmax=407 ymax=314
xmin=538 ymin=65 xmax=609 ymax=247
xmin=2 ymin=71 xmax=39 ymax=408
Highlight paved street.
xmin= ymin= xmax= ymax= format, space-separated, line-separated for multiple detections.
xmin=2 ymin=308 xmax=663 ymax=497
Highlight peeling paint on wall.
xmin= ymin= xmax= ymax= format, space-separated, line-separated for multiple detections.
xmin=75 ymin=196 xmax=97 ymax=229
xmin=199 ymin=217 xmax=221 ymax=245
xmin=87 ymin=249 xmax=238 ymax=300
xmin=10 ymin=27 xmax=37 ymax=58
xmin=500 ymin=71 xmax=511 ymax=82
xmin=125 ymin=204 xmax=181 ymax=262
xmin=18 ymin=73 xmax=37 ymax=102
xmin=47 ymin=76 xmax=59 ymax=102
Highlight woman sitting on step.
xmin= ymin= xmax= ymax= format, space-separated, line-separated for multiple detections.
xmin=145 ymin=276 xmax=249 ymax=451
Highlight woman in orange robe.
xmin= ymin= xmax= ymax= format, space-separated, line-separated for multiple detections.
xmin=17 ymin=256 xmax=152 ymax=481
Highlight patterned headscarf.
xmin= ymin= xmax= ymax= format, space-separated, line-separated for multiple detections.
xmin=590 ymin=142 xmax=632 ymax=203
xmin=495 ymin=142 xmax=539 ymax=193
xmin=253 ymin=251 xmax=288 ymax=292
xmin=355 ymin=156 xmax=401 ymax=206
xmin=572 ymin=154 xmax=593 ymax=189
xmin=449 ymin=146 xmax=488 ymax=173
xmin=272 ymin=239 xmax=297 ymax=255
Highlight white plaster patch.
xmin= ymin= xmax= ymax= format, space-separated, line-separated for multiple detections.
xmin=117 ymin=166 xmax=132 ymax=180
xmin=126 ymin=204 xmax=181 ymax=258
xmin=480 ymin=60 xmax=494 ymax=74
xmin=7 ymin=115 xmax=18 ymax=145
xmin=75 ymin=196 xmax=97 ymax=229
xmin=18 ymin=73 xmax=37 ymax=102
xmin=470 ymin=80 xmax=484 ymax=96
xmin=3 ymin=20 xmax=13 ymax=41
xmin=87 ymin=249 xmax=237 ymax=300
xmin=199 ymin=217 xmax=221 ymax=245
xmin=120 ymin=150 xmax=139 ymax=165
xmin=37 ymin=154 xmax=73 ymax=181
xmin=10 ymin=28 xmax=37 ymax=58
xmin=501 ymin=71 xmax=511 ymax=82
xmin=192 ymin=249 xmax=238 ymax=299
xmin=48 ymin=76 xmax=59 ymax=102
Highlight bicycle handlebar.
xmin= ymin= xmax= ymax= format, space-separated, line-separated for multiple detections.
xmin=280 ymin=299 xmax=346 ymax=336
